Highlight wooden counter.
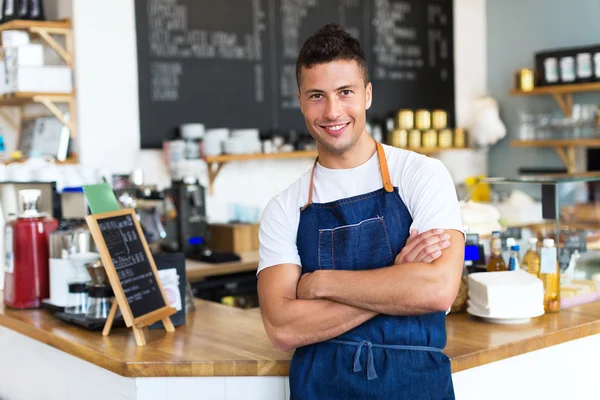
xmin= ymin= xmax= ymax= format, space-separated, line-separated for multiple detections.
xmin=2 ymin=293 xmax=600 ymax=377
xmin=186 ymin=250 xmax=258 ymax=282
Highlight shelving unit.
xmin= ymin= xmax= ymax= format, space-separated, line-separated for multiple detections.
xmin=205 ymin=146 xmax=466 ymax=194
xmin=509 ymin=82 xmax=600 ymax=173
xmin=0 ymin=19 xmax=76 ymax=156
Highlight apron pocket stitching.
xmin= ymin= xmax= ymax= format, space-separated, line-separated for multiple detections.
xmin=331 ymin=230 xmax=335 ymax=270
xmin=379 ymin=217 xmax=394 ymax=264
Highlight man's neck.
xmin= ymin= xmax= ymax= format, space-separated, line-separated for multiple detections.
xmin=317 ymin=132 xmax=377 ymax=169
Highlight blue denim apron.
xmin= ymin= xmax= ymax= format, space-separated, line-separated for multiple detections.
xmin=290 ymin=143 xmax=454 ymax=399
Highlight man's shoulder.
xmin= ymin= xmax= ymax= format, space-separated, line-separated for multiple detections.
xmin=265 ymin=168 xmax=311 ymax=215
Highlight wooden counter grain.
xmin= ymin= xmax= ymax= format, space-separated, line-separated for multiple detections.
xmin=186 ymin=250 xmax=259 ymax=282
xmin=2 ymin=294 xmax=600 ymax=377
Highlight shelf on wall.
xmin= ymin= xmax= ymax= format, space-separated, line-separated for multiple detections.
xmin=0 ymin=92 xmax=76 ymax=137
xmin=511 ymin=139 xmax=600 ymax=173
xmin=2 ymin=154 xmax=78 ymax=165
xmin=0 ymin=19 xmax=73 ymax=65
xmin=509 ymin=82 xmax=600 ymax=117
xmin=204 ymin=147 xmax=467 ymax=195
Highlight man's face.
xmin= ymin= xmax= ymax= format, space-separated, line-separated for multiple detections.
xmin=297 ymin=60 xmax=372 ymax=154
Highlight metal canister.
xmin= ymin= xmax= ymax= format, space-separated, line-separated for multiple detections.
xmin=415 ymin=110 xmax=431 ymax=130
xmin=408 ymin=129 xmax=422 ymax=148
xmin=395 ymin=109 xmax=414 ymax=130
xmin=390 ymin=129 xmax=409 ymax=148
xmin=432 ymin=110 xmax=448 ymax=130
xmin=454 ymin=128 xmax=467 ymax=148
xmin=515 ymin=68 xmax=535 ymax=92
xmin=422 ymin=129 xmax=438 ymax=148
xmin=50 ymin=230 xmax=73 ymax=259
xmin=438 ymin=129 xmax=453 ymax=148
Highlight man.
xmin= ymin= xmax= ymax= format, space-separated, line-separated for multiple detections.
xmin=258 ymin=24 xmax=464 ymax=399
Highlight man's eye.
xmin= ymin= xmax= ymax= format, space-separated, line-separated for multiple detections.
xmin=341 ymin=90 xmax=353 ymax=96
xmin=310 ymin=94 xmax=323 ymax=99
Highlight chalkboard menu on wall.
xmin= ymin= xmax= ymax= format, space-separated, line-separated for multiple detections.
xmin=97 ymin=214 xmax=166 ymax=318
xmin=135 ymin=0 xmax=455 ymax=148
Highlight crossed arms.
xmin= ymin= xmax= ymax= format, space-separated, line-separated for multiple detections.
xmin=258 ymin=229 xmax=464 ymax=351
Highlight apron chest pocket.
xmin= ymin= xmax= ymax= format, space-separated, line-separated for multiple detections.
xmin=318 ymin=216 xmax=394 ymax=270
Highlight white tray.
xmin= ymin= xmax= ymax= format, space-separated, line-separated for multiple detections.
xmin=466 ymin=306 xmax=544 ymax=324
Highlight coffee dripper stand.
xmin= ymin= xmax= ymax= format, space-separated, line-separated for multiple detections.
xmin=85 ymin=261 xmax=117 ymax=320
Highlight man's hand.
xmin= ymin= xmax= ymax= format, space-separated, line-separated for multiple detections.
xmin=395 ymin=229 xmax=450 ymax=265
xmin=297 ymin=272 xmax=319 ymax=300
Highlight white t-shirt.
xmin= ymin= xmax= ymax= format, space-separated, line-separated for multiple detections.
xmin=258 ymin=144 xmax=464 ymax=274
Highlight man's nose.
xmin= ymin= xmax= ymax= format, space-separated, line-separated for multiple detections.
xmin=323 ymin=97 xmax=343 ymax=120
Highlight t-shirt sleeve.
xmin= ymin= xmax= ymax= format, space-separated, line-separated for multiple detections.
xmin=405 ymin=159 xmax=465 ymax=237
xmin=258 ymin=197 xmax=302 ymax=275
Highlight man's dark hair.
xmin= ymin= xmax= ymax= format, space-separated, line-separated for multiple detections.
xmin=296 ymin=23 xmax=369 ymax=88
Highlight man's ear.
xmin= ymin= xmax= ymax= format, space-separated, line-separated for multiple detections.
xmin=365 ymin=82 xmax=372 ymax=110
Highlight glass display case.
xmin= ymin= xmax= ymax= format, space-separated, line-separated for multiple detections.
xmin=460 ymin=172 xmax=600 ymax=308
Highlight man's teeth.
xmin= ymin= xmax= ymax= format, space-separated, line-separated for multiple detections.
xmin=324 ymin=124 xmax=347 ymax=131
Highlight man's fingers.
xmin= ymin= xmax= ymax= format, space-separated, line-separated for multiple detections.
xmin=406 ymin=235 xmax=450 ymax=262
xmin=414 ymin=241 xmax=450 ymax=262
xmin=420 ymin=251 xmax=443 ymax=263
xmin=405 ymin=229 xmax=418 ymax=243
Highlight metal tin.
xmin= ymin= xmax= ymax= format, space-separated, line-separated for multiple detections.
xmin=432 ymin=110 xmax=448 ymax=130
xmin=396 ymin=109 xmax=414 ymax=130
xmin=415 ymin=110 xmax=431 ymax=130
xmin=408 ymin=129 xmax=422 ymax=148
xmin=515 ymin=68 xmax=535 ymax=92
xmin=454 ymin=128 xmax=467 ymax=148
xmin=390 ymin=129 xmax=408 ymax=148
xmin=438 ymin=129 xmax=453 ymax=148
xmin=422 ymin=129 xmax=438 ymax=148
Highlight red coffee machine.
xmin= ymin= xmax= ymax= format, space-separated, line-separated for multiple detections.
xmin=4 ymin=189 xmax=58 ymax=309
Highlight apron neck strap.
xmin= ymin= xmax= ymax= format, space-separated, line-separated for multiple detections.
xmin=300 ymin=142 xmax=393 ymax=211
xmin=377 ymin=142 xmax=394 ymax=193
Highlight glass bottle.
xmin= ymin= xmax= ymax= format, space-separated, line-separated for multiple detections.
xmin=507 ymin=245 xmax=520 ymax=271
xmin=486 ymin=231 xmax=506 ymax=272
xmin=521 ymin=238 xmax=541 ymax=277
xmin=540 ymin=238 xmax=560 ymax=313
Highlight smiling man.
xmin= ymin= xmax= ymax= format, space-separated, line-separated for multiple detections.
xmin=257 ymin=24 xmax=464 ymax=399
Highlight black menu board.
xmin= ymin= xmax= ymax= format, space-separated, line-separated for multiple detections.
xmin=98 ymin=214 xmax=166 ymax=318
xmin=136 ymin=0 xmax=455 ymax=148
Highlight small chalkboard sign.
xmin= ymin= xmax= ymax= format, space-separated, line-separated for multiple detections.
xmin=86 ymin=209 xmax=176 ymax=346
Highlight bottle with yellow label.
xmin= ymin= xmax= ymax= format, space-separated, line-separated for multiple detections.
xmin=540 ymin=238 xmax=560 ymax=313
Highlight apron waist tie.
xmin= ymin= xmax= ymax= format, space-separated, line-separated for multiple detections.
xmin=328 ymin=339 xmax=444 ymax=381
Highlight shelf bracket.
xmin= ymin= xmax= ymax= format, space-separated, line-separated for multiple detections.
xmin=33 ymin=96 xmax=75 ymax=135
xmin=552 ymin=93 xmax=573 ymax=117
xmin=553 ymin=146 xmax=576 ymax=173
xmin=0 ymin=108 xmax=19 ymax=131
xmin=29 ymin=27 xmax=73 ymax=66
xmin=207 ymin=162 xmax=225 ymax=195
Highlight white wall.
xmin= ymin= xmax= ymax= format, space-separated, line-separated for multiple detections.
xmin=70 ymin=0 xmax=488 ymax=222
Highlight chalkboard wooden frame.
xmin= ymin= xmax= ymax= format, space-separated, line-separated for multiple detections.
xmin=86 ymin=208 xmax=176 ymax=346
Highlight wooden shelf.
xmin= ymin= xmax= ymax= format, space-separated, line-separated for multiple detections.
xmin=510 ymin=82 xmax=600 ymax=118
xmin=204 ymin=147 xmax=466 ymax=194
xmin=511 ymin=139 xmax=600 ymax=173
xmin=0 ymin=92 xmax=73 ymax=106
xmin=205 ymin=150 xmax=318 ymax=164
xmin=0 ymin=19 xmax=71 ymax=33
xmin=0 ymin=93 xmax=76 ymax=137
xmin=511 ymin=139 xmax=600 ymax=148
xmin=2 ymin=154 xmax=78 ymax=165
xmin=509 ymin=82 xmax=600 ymax=97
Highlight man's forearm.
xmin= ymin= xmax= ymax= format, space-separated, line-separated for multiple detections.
xmin=261 ymin=298 xmax=376 ymax=351
xmin=311 ymin=264 xmax=447 ymax=315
